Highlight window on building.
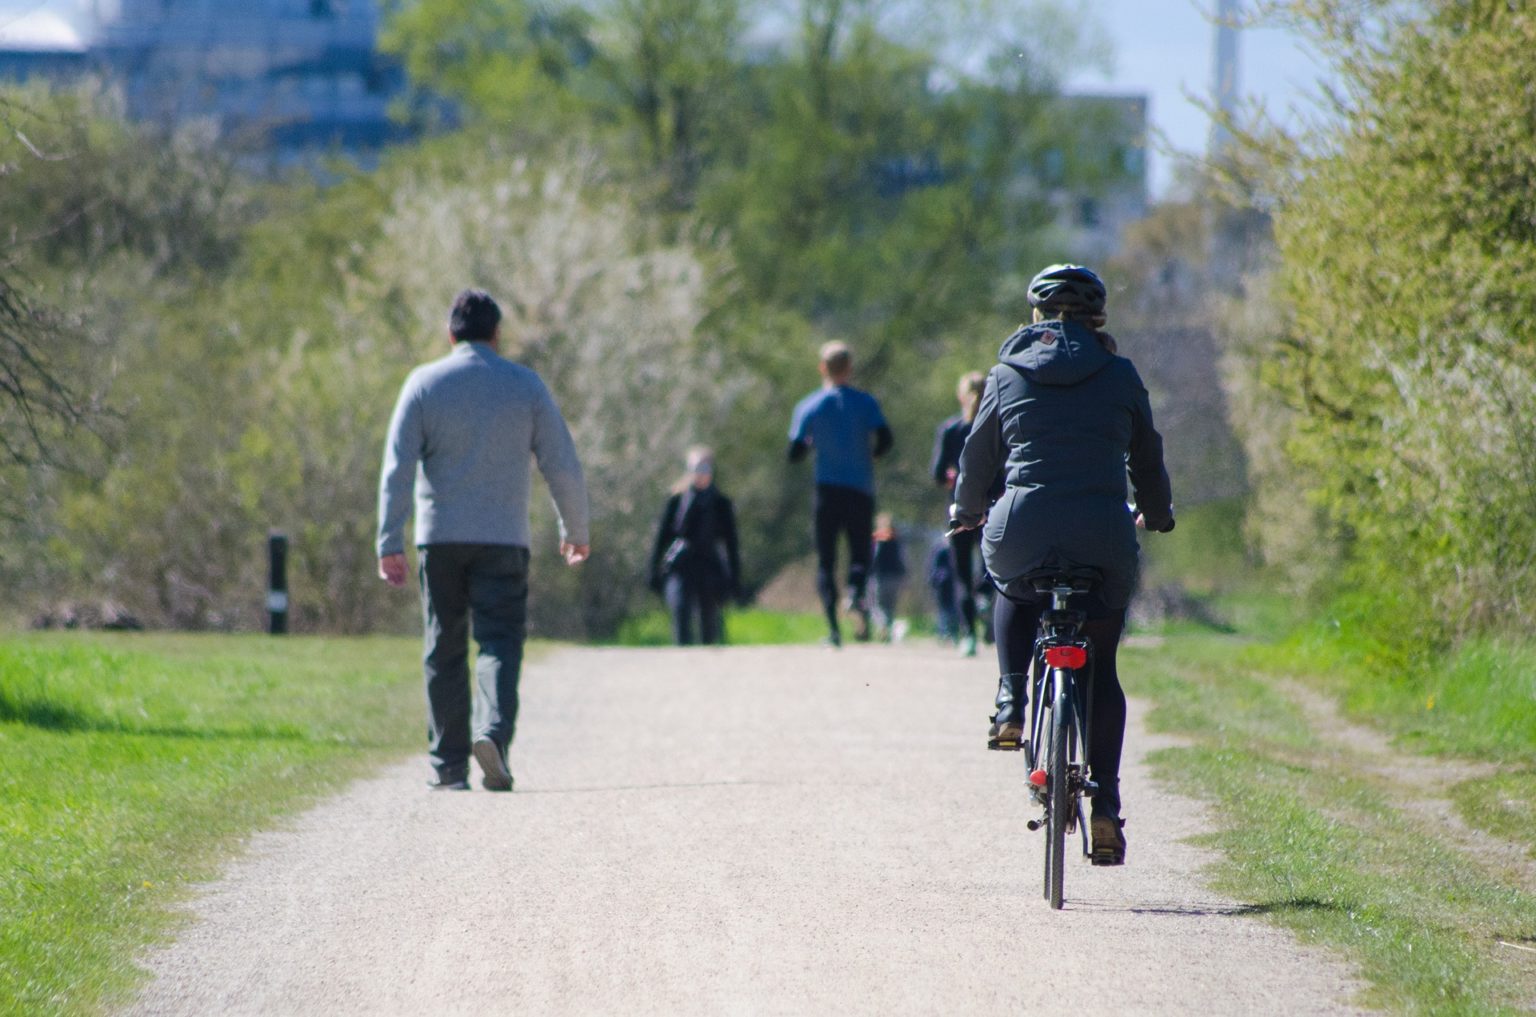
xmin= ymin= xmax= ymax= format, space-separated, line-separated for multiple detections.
xmin=1042 ymin=149 xmax=1064 ymax=185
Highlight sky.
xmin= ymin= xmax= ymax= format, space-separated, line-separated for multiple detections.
xmin=1065 ymin=0 xmax=1330 ymax=196
xmin=0 ymin=0 xmax=1330 ymax=198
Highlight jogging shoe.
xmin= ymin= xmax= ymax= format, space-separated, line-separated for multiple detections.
xmin=427 ymin=775 xmax=470 ymax=791
xmin=848 ymin=600 xmax=872 ymax=642
xmin=959 ymin=634 xmax=978 ymax=658
xmin=1090 ymin=812 xmax=1127 ymax=866
xmin=472 ymin=737 xmax=514 ymax=792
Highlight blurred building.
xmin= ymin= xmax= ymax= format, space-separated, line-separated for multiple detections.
xmin=0 ymin=13 xmax=89 ymax=81
xmin=1033 ymin=94 xmax=1150 ymax=262
xmin=0 ymin=1 xmax=407 ymax=168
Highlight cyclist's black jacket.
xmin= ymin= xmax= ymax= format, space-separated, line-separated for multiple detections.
xmin=952 ymin=319 xmax=1173 ymax=608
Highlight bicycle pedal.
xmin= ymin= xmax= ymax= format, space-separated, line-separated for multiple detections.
xmin=987 ymin=738 xmax=1021 ymax=751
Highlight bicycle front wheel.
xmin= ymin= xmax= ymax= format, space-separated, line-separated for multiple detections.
xmin=1047 ymin=672 xmax=1072 ymax=910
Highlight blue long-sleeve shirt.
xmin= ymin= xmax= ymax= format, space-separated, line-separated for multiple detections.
xmin=377 ymin=342 xmax=590 ymax=556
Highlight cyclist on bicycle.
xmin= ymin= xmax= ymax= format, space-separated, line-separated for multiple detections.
xmin=949 ymin=264 xmax=1174 ymax=865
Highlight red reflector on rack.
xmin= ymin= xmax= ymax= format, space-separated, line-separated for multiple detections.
xmin=1044 ymin=645 xmax=1088 ymax=669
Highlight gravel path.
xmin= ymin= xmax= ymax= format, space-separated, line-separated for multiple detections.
xmin=124 ymin=644 xmax=1371 ymax=1016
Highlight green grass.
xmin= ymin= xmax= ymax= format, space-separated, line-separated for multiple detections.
xmin=0 ymin=632 xmax=424 ymax=1017
xmin=611 ymin=608 xmax=829 ymax=646
xmin=1245 ymin=626 xmax=1536 ymax=763
xmin=1124 ymin=631 xmax=1536 ymax=1016
xmin=1453 ymin=770 xmax=1536 ymax=862
xmin=1139 ymin=496 xmax=1251 ymax=594
xmin=1237 ymin=617 xmax=1536 ymax=863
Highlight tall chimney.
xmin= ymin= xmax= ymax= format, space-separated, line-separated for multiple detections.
xmin=1211 ymin=0 xmax=1241 ymax=156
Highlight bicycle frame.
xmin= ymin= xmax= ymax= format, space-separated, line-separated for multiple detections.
xmin=1023 ymin=578 xmax=1098 ymax=906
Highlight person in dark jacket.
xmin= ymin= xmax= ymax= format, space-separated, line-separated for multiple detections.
xmin=951 ymin=264 xmax=1174 ymax=865
xmin=931 ymin=371 xmax=990 ymax=656
xmin=648 ymin=446 xmax=742 ymax=646
xmin=869 ymin=513 xmax=908 ymax=641
xmin=927 ymin=540 xmax=960 ymax=643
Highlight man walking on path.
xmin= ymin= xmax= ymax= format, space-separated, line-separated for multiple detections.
xmin=788 ymin=341 xmax=892 ymax=646
xmin=377 ymin=289 xmax=590 ymax=791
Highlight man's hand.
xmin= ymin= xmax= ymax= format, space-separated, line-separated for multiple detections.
xmin=378 ymin=553 xmax=408 ymax=588
xmin=561 ymin=542 xmax=590 ymax=566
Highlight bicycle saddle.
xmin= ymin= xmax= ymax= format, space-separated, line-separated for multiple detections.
xmin=1023 ymin=566 xmax=1102 ymax=595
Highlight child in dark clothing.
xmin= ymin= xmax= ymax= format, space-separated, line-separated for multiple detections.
xmin=926 ymin=540 xmax=959 ymax=644
xmin=869 ymin=513 xmax=907 ymax=642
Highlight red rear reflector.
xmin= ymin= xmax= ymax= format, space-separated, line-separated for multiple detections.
xmin=1029 ymin=769 xmax=1047 ymax=787
xmin=1044 ymin=645 xmax=1088 ymax=669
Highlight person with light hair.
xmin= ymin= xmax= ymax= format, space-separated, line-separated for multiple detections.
xmin=930 ymin=370 xmax=994 ymax=657
xmin=787 ymin=341 xmax=893 ymax=647
xmin=646 ymin=446 xmax=741 ymax=645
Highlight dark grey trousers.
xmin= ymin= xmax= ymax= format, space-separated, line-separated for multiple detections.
xmin=418 ymin=543 xmax=530 ymax=781
xmin=664 ymin=572 xmax=724 ymax=645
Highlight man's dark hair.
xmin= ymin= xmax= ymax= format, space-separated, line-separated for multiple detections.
xmin=449 ymin=289 xmax=502 ymax=342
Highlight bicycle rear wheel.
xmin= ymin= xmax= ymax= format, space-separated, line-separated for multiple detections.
xmin=1047 ymin=673 xmax=1071 ymax=910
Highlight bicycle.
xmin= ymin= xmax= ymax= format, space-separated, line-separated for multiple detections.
xmin=1017 ymin=566 xmax=1103 ymax=910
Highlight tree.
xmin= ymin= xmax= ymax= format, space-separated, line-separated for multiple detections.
xmin=1232 ymin=2 xmax=1536 ymax=636
xmin=0 ymin=96 xmax=99 ymax=481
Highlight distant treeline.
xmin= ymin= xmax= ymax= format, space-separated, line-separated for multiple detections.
xmin=1 ymin=1 xmax=1144 ymax=635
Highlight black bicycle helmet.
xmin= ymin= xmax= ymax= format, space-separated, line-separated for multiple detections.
xmin=1027 ymin=264 xmax=1107 ymax=315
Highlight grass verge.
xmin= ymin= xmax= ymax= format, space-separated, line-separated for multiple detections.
xmin=611 ymin=607 xmax=829 ymax=646
xmin=0 ymin=631 xmax=423 ymax=1017
xmin=1243 ymin=620 xmax=1536 ymax=859
xmin=1123 ymin=630 xmax=1536 ymax=1017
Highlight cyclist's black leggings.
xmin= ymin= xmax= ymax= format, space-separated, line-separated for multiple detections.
xmin=948 ymin=527 xmax=980 ymax=638
xmin=995 ymin=593 xmax=1127 ymax=812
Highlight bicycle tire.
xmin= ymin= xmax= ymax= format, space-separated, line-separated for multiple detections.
xmin=1048 ymin=672 xmax=1071 ymax=909
xmin=1032 ymin=658 xmax=1051 ymax=901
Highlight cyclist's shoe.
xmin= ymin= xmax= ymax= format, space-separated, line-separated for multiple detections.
xmin=473 ymin=737 xmax=514 ymax=792
xmin=987 ymin=719 xmax=1023 ymax=751
xmin=1090 ymin=812 xmax=1127 ymax=866
xmin=989 ymin=673 xmax=1027 ymax=748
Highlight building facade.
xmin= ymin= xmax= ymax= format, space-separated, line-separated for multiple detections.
xmin=1 ymin=0 xmax=406 ymax=166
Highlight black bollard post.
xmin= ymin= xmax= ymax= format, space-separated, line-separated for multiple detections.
xmin=267 ymin=531 xmax=289 ymax=635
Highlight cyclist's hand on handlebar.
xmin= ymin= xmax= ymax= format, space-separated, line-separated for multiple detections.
xmin=947 ymin=504 xmax=982 ymax=537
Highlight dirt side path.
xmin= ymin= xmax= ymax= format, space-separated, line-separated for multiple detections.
xmin=124 ymin=644 xmax=1371 ymax=1016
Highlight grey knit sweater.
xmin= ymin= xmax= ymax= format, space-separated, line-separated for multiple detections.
xmin=377 ymin=342 xmax=590 ymax=556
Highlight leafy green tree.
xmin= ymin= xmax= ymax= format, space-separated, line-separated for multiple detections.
xmin=1234 ymin=2 xmax=1536 ymax=637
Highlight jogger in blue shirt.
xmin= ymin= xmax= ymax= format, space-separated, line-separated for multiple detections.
xmin=788 ymin=341 xmax=893 ymax=645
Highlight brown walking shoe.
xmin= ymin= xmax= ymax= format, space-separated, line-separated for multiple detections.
xmin=1090 ymin=813 xmax=1126 ymax=865
xmin=473 ymin=737 xmax=514 ymax=792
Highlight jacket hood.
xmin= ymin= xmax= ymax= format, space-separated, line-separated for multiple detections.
xmin=997 ymin=319 xmax=1113 ymax=386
